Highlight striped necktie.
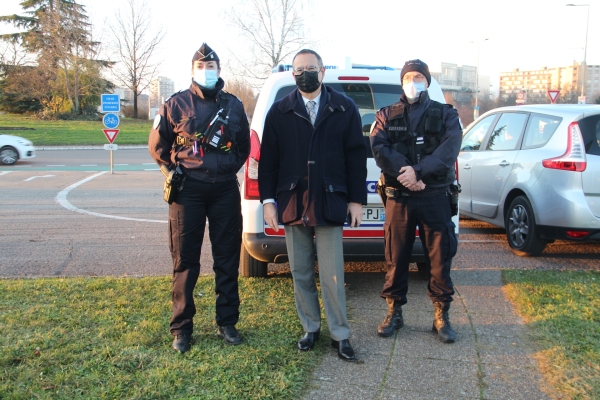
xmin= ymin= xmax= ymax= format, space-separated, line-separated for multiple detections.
xmin=306 ymin=100 xmax=317 ymax=125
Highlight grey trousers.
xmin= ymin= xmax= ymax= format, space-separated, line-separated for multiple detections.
xmin=284 ymin=225 xmax=350 ymax=341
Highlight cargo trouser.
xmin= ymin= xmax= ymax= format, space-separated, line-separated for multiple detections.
xmin=380 ymin=190 xmax=457 ymax=304
xmin=168 ymin=178 xmax=242 ymax=336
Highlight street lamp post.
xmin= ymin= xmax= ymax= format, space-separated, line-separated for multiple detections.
xmin=567 ymin=3 xmax=590 ymax=100
xmin=471 ymin=38 xmax=489 ymax=119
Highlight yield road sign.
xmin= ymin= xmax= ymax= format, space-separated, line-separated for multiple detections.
xmin=547 ymin=90 xmax=560 ymax=103
xmin=103 ymin=129 xmax=119 ymax=144
xmin=101 ymin=94 xmax=120 ymax=113
xmin=103 ymin=113 xmax=120 ymax=129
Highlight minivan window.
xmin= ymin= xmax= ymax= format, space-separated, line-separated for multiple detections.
xmin=522 ymin=113 xmax=562 ymax=149
xmin=275 ymin=83 xmax=402 ymax=158
xmin=486 ymin=113 xmax=528 ymax=151
xmin=577 ymin=115 xmax=600 ymax=156
xmin=461 ymin=114 xmax=496 ymax=151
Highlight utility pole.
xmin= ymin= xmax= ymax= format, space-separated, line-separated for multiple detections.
xmin=567 ymin=3 xmax=590 ymax=101
xmin=471 ymin=38 xmax=489 ymax=119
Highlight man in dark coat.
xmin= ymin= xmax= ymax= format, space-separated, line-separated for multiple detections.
xmin=148 ymin=43 xmax=250 ymax=353
xmin=258 ymin=49 xmax=367 ymax=361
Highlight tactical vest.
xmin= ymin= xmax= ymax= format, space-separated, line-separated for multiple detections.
xmin=175 ymin=92 xmax=237 ymax=155
xmin=384 ymin=100 xmax=455 ymax=188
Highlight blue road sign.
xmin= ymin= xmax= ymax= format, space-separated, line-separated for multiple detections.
xmin=103 ymin=113 xmax=120 ymax=129
xmin=101 ymin=93 xmax=120 ymax=113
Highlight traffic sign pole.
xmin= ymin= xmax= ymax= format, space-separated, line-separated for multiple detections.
xmin=101 ymin=94 xmax=121 ymax=174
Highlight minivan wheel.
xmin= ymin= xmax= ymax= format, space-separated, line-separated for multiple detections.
xmin=505 ymin=196 xmax=547 ymax=257
xmin=240 ymin=243 xmax=268 ymax=277
xmin=0 ymin=146 xmax=19 ymax=165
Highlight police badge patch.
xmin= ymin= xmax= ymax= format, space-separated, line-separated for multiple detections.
xmin=153 ymin=114 xmax=161 ymax=129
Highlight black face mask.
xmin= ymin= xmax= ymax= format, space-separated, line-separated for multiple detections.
xmin=294 ymin=71 xmax=321 ymax=93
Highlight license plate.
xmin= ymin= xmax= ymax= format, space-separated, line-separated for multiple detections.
xmin=362 ymin=207 xmax=385 ymax=221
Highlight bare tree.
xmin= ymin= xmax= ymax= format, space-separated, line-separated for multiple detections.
xmin=227 ymin=0 xmax=313 ymax=86
xmin=109 ymin=0 xmax=164 ymax=119
xmin=224 ymin=78 xmax=258 ymax=120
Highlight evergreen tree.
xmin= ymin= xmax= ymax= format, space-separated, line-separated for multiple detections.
xmin=0 ymin=0 xmax=112 ymax=115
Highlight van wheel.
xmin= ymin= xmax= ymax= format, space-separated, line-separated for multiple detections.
xmin=505 ymin=196 xmax=546 ymax=257
xmin=240 ymin=243 xmax=268 ymax=277
xmin=416 ymin=262 xmax=429 ymax=280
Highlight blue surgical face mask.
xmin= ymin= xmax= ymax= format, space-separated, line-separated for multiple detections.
xmin=193 ymin=69 xmax=219 ymax=89
xmin=403 ymin=81 xmax=426 ymax=100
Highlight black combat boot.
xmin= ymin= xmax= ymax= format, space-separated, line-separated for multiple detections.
xmin=432 ymin=301 xmax=456 ymax=343
xmin=377 ymin=298 xmax=404 ymax=337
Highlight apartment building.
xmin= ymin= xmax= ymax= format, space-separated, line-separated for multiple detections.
xmin=499 ymin=62 xmax=600 ymax=103
xmin=430 ymin=63 xmax=489 ymax=105
xmin=149 ymin=76 xmax=175 ymax=108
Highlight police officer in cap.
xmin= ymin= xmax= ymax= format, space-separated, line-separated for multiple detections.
xmin=370 ymin=59 xmax=461 ymax=343
xmin=149 ymin=43 xmax=250 ymax=352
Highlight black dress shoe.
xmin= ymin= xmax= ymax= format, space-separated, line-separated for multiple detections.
xmin=172 ymin=334 xmax=191 ymax=353
xmin=331 ymin=339 xmax=356 ymax=361
xmin=217 ymin=325 xmax=243 ymax=345
xmin=297 ymin=331 xmax=320 ymax=351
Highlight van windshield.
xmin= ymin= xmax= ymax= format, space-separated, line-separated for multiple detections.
xmin=274 ymin=83 xmax=402 ymax=157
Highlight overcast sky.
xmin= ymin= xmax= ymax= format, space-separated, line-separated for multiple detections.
xmin=2 ymin=0 xmax=599 ymax=93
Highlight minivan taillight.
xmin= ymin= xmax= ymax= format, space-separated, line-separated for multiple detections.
xmin=542 ymin=122 xmax=586 ymax=172
xmin=244 ymin=129 xmax=261 ymax=200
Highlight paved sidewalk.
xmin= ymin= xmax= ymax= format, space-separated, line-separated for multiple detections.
xmin=303 ymin=270 xmax=550 ymax=400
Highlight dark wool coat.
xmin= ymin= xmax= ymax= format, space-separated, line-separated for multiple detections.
xmin=258 ymin=85 xmax=368 ymax=226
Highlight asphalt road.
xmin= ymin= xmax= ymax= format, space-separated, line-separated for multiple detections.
xmin=1 ymin=149 xmax=598 ymax=278
xmin=2 ymin=147 xmax=155 ymax=172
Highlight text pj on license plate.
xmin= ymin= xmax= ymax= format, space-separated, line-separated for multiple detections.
xmin=363 ymin=207 xmax=385 ymax=221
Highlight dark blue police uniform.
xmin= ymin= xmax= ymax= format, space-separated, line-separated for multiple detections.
xmin=148 ymin=44 xmax=249 ymax=351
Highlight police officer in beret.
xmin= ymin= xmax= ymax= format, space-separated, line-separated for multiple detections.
xmin=148 ymin=43 xmax=250 ymax=352
xmin=370 ymin=59 xmax=461 ymax=343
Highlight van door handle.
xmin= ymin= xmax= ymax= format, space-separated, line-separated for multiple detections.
xmin=499 ymin=160 xmax=510 ymax=167
xmin=463 ymin=164 xmax=471 ymax=170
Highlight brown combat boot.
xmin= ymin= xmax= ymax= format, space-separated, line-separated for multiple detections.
xmin=432 ymin=301 xmax=456 ymax=343
xmin=377 ymin=298 xmax=404 ymax=337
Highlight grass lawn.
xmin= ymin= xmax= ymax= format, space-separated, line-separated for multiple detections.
xmin=0 ymin=113 xmax=152 ymax=146
xmin=503 ymin=270 xmax=600 ymax=399
xmin=0 ymin=276 xmax=325 ymax=399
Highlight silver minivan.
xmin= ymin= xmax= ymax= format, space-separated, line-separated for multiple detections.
xmin=458 ymin=104 xmax=600 ymax=256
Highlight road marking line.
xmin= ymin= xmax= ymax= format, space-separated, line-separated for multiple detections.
xmin=114 ymin=163 xmax=129 ymax=165
xmin=24 ymin=175 xmax=55 ymax=181
xmin=55 ymin=171 xmax=166 ymax=223
xmin=46 ymin=165 xmax=65 ymax=166
xmin=144 ymin=168 xmax=160 ymax=171
xmin=0 ymin=171 xmax=13 ymax=176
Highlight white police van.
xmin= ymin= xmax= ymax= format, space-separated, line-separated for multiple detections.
xmin=240 ymin=64 xmax=456 ymax=277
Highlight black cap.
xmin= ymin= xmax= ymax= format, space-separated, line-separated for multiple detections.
xmin=192 ymin=43 xmax=219 ymax=63
xmin=400 ymin=59 xmax=431 ymax=85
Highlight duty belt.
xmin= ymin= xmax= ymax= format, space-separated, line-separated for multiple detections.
xmin=385 ymin=187 xmax=411 ymax=198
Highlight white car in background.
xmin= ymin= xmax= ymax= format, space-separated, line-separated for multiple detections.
xmin=240 ymin=65 xmax=455 ymax=277
xmin=458 ymin=104 xmax=600 ymax=256
xmin=0 ymin=134 xmax=36 ymax=165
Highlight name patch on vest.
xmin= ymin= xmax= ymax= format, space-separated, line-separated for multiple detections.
xmin=388 ymin=126 xmax=407 ymax=131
